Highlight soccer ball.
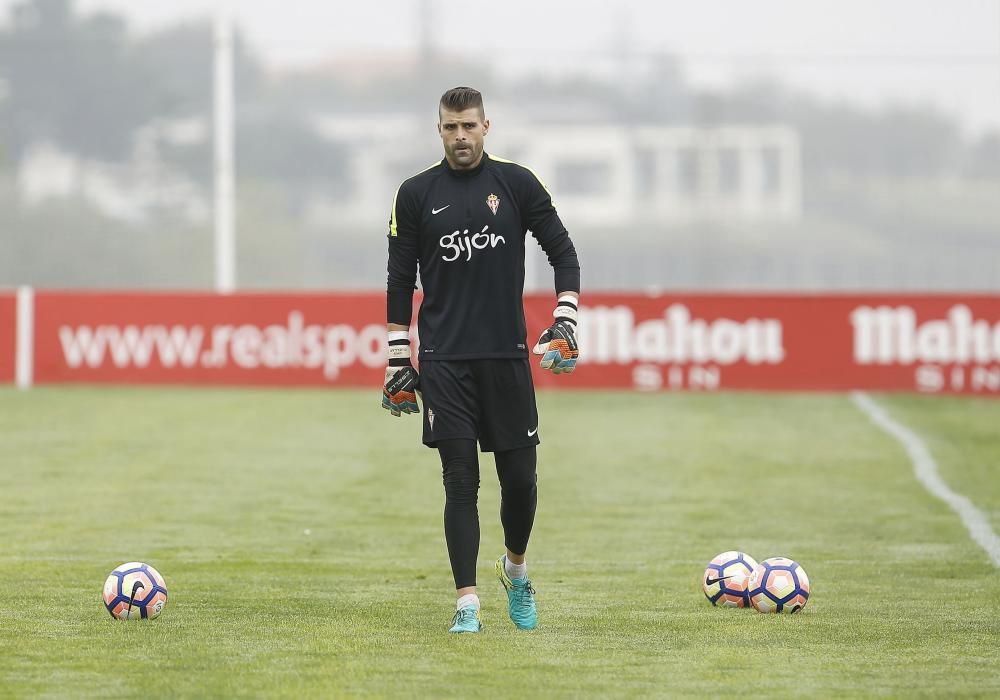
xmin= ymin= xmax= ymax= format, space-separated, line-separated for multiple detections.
xmin=747 ymin=557 xmax=810 ymax=613
xmin=702 ymin=551 xmax=759 ymax=608
xmin=102 ymin=562 xmax=168 ymax=620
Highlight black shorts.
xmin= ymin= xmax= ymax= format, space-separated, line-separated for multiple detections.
xmin=419 ymin=359 xmax=540 ymax=453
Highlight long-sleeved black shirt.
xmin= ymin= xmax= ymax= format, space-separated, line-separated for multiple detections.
xmin=386 ymin=152 xmax=580 ymax=361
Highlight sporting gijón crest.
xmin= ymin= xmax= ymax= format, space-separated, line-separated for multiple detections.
xmin=486 ymin=193 xmax=500 ymax=215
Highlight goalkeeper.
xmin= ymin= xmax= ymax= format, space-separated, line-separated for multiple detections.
xmin=383 ymin=87 xmax=581 ymax=634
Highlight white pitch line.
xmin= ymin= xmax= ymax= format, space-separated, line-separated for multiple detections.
xmin=852 ymin=391 xmax=1000 ymax=568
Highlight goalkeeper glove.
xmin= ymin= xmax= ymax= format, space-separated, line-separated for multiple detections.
xmin=532 ymin=295 xmax=579 ymax=374
xmin=382 ymin=332 xmax=420 ymax=416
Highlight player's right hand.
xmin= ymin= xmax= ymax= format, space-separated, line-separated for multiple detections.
xmin=382 ymin=364 xmax=420 ymax=416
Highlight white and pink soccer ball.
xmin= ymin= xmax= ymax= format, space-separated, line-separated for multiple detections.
xmin=102 ymin=562 xmax=168 ymax=620
xmin=747 ymin=557 xmax=810 ymax=613
xmin=702 ymin=551 xmax=759 ymax=608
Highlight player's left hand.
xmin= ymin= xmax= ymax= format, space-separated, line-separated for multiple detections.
xmin=533 ymin=320 xmax=578 ymax=374
xmin=533 ymin=297 xmax=579 ymax=374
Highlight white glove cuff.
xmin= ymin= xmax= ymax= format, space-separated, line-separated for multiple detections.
xmin=553 ymin=295 xmax=579 ymax=324
xmin=387 ymin=330 xmax=411 ymax=361
xmin=388 ymin=345 xmax=411 ymax=361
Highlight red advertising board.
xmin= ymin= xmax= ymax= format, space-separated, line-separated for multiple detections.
xmin=20 ymin=291 xmax=1000 ymax=395
xmin=32 ymin=292 xmax=387 ymax=386
xmin=538 ymin=294 xmax=1000 ymax=394
xmin=0 ymin=292 xmax=14 ymax=384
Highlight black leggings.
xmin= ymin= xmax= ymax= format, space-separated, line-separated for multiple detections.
xmin=438 ymin=439 xmax=538 ymax=589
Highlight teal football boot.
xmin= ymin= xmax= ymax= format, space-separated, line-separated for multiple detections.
xmin=495 ymin=556 xmax=537 ymax=630
xmin=448 ymin=605 xmax=482 ymax=633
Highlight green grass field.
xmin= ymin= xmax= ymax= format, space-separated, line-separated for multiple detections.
xmin=1 ymin=387 xmax=999 ymax=697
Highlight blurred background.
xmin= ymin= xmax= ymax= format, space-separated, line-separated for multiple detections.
xmin=0 ymin=0 xmax=997 ymax=292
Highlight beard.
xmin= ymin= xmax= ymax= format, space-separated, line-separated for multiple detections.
xmin=450 ymin=143 xmax=479 ymax=165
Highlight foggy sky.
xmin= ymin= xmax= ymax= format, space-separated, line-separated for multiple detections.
xmin=3 ymin=0 xmax=999 ymax=134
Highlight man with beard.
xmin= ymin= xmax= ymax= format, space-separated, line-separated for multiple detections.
xmin=383 ymin=86 xmax=581 ymax=633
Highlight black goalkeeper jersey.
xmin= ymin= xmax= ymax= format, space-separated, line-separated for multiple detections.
xmin=386 ymin=153 xmax=580 ymax=361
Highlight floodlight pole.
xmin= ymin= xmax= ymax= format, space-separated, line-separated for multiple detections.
xmin=213 ymin=3 xmax=236 ymax=293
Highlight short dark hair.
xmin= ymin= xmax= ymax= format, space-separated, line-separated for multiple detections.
xmin=439 ymin=87 xmax=484 ymax=119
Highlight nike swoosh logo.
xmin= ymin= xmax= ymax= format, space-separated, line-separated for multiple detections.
xmin=431 ymin=205 xmax=450 ymax=214
xmin=527 ymin=427 xmax=538 ymax=437
xmin=705 ymin=575 xmax=731 ymax=586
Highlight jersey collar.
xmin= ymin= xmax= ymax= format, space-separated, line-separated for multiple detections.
xmin=442 ymin=151 xmax=489 ymax=178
